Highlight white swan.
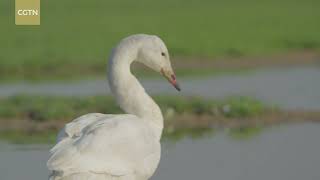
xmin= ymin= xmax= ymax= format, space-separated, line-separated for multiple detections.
xmin=47 ymin=34 xmax=180 ymax=180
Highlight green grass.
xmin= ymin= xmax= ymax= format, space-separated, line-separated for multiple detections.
xmin=222 ymin=97 xmax=265 ymax=118
xmin=0 ymin=131 xmax=57 ymax=144
xmin=0 ymin=95 xmax=266 ymax=122
xmin=0 ymin=0 xmax=320 ymax=80
xmin=0 ymin=95 xmax=270 ymax=144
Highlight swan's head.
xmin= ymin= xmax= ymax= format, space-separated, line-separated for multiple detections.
xmin=137 ymin=35 xmax=181 ymax=91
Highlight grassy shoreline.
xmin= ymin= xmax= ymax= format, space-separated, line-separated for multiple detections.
xmin=0 ymin=95 xmax=266 ymax=143
xmin=0 ymin=95 xmax=319 ymax=144
xmin=0 ymin=95 xmax=267 ymax=123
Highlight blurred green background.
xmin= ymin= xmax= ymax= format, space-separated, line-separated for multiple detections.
xmin=1 ymin=0 xmax=319 ymax=80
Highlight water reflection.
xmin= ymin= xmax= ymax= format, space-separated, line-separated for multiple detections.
xmin=228 ymin=126 xmax=263 ymax=140
xmin=154 ymin=123 xmax=320 ymax=180
xmin=163 ymin=127 xmax=215 ymax=142
xmin=0 ymin=123 xmax=319 ymax=180
xmin=163 ymin=126 xmax=264 ymax=143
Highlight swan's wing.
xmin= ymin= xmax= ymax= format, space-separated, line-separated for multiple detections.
xmin=56 ymin=113 xmax=112 ymax=142
xmin=47 ymin=114 xmax=160 ymax=177
xmin=49 ymin=113 xmax=111 ymax=155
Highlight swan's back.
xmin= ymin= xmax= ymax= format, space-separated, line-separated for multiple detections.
xmin=48 ymin=113 xmax=161 ymax=180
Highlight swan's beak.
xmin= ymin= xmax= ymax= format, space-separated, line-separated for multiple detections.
xmin=161 ymin=68 xmax=181 ymax=91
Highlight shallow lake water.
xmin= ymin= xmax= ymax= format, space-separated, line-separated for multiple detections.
xmin=0 ymin=123 xmax=319 ymax=180
xmin=0 ymin=67 xmax=319 ymax=110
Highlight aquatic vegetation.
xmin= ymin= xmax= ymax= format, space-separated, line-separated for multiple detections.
xmin=0 ymin=95 xmax=272 ymax=144
xmin=0 ymin=131 xmax=57 ymax=144
xmin=0 ymin=96 xmax=268 ymax=122
xmin=221 ymin=97 xmax=264 ymax=118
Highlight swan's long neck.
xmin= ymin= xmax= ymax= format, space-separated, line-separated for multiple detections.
xmin=107 ymin=42 xmax=163 ymax=135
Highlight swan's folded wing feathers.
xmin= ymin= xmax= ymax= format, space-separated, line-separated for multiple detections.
xmin=48 ymin=115 xmax=158 ymax=177
xmin=48 ymin=120 xmax=132 ymax=176
xmin=50 ymin=113 xmax=108 ymax=154
xmin=64 ymin=113 xmax=107 ymax=138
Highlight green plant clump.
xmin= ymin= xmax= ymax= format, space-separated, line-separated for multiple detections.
xmin=0 ymin=96 xmax=271 ymax=144
xmin=0 ymin=95 xmax=268 ymax=122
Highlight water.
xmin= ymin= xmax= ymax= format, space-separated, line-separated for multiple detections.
xmin=0 ymin=123 xmax=319 ymax=180
xmin=0 ymin=67 xmax=319 ymax=110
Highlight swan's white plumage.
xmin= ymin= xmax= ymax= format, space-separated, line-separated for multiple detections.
xmin=47 ymin=34 xmax=177 ymax=180
xmin=48 ymin=114 xmax=160 ymax=180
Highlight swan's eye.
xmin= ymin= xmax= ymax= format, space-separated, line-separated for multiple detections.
xmin=161 ymin=52 xmax=166 ymax=57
